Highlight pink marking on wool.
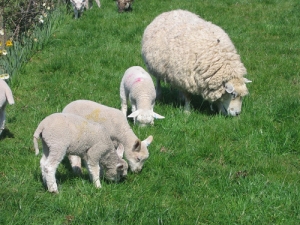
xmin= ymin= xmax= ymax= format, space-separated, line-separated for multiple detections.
xmin=133 ymin=77 xmax=142 ymax=85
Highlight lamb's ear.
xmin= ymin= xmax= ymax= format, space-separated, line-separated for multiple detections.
xmin=153 ymin=112 xmax=165 ymax=119
xmin=143 ymin=135 xmax=153 ymax=147
xmin=132 ymin=139 xmax=141 ymax=151
xmin=128 ymin=110 xmax=140 ymax=118
xmin=244 ymin=78 xmax=252 ymax=83
xmin=116 ymin=144 xmax=124 ymax=158
xmin=116 ymin=163 xmax=124 ymax=170
xmin=225 ymin=83 xmax=234 ymax=94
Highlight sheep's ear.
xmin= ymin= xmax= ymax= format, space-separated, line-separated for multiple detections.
xmin=132 ymin=139 xmax=141 ymax=151
xmin=128 ymin=110 xmax=140 ymax=118
xmin=244 ymin=78 xmax=252 ymax=83
xmin=225 ymin=83 xmax=234 ymax=94
xmin=143 ymin=135 xmax=153 ymax=147
xmin=116 ymin=144 xmax=124 ymax=158
xmin=116 ymin=163 xmax=124 ymax=170
xmin=153 ymin=112 xmax=165 ymax=119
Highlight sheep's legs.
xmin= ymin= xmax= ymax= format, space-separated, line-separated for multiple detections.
xmin=68 ymin=155 xmax=82 ymax=175
xmin=0 ymin=110 xmax=5 ymax=135
xmin=42 ymin=158 xmax=61 ymax=193
xmin=156 ymin=78 xmax=162 ymax=99
xmin=182 ymin=92 xmax=191 ymax=113
xmin=120 ymin=83 xmax=128 ymax=116
xmin=84 ymin=160 xmax=101 ymax=188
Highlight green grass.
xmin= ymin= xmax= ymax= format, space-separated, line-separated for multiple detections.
xmin=1 ymin=0 xmax=300 ymax=224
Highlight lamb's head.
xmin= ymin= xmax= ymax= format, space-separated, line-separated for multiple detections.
xmin=71 ymin=0 xmax=85 ymax=10
xmin=126 ymin=136 xmax=153 ymax=172
xmin=104 ymin=144 xmax=128 ymax=182
xmin=216 ymin=78 xmax=252 ymax=116
xmin=128 ymin=110 xmax=164 ymax=127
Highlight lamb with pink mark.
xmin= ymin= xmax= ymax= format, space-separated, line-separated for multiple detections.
xmin=120 ymin=66 xmax=164 ymax=126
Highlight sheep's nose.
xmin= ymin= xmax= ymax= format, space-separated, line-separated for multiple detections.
xmin=235 ymin=111 xmax=241 ymax=116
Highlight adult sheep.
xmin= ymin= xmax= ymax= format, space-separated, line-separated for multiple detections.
xmin=142 ymin=9 xmax=252 ymax=116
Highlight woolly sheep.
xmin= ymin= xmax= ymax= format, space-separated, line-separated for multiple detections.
xmin=70 ymin=0 xmax=100 ymax=19
xmin=142 ymin=9 xmax=252 ymax=116
xmin=116 ymin=0 xmax=133 ymax=13
xmin=33 ymin=113 xmax=128 ymax=193
xmin=0 ymin=79 xmax=14 ymax=136
xmin=62 ymin=100 xmax=153 ymax=172
xmin=120 ymin=66 xmax=164 ymax=126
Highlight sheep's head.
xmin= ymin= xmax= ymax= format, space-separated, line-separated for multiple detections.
xmin=126 ymin=136 xmax=153 ymax=172
xmin=128 ymin=110 xmax=164 ymax=126
xmin=216 ymin=78 xmax=252 ymax=116
xmin=117 ymin=0 xmax=133 ymax=13
xmin=104 ymin=144 xmax=128 ymax=182
xmin=71 ymin=0 xmax=85 ymax=11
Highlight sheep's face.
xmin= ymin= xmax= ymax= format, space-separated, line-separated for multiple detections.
xmin=136 ymin=110 xmax=154 ymax=126
xmin=128 ymin=110 xmax=164 ymax=127
xmin=217 ymin=78 xmax=251 ymax=116
xmin=71 ymin=0 xmax=85 ymax=11
xmin=127 ymin=136 xmax=153 ymax=172
xmin=105 ymin=159 xmax=128 ymax=182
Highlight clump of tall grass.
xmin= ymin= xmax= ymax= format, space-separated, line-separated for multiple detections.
xmin=0 ymin=1 xmax=66 ymax=79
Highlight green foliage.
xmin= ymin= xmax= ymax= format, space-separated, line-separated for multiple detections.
xmin=1 ymin=0 xmax=300 ymax=224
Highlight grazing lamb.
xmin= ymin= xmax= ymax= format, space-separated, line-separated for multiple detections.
xmin=33 ymin=113 xmax=128 ymax=193
xmin=62 ymin=100 xmax=153 ymax=173
xmin=70 ymin=0 xmax=100 ymax=19
xmin=142 ymin=9 xmax=252 ymax=116
xmin=0 ymin=79 xmax=14 ymax=135
xmin=116 ymin=0 xmax=133 ymax=13
xmin=120 ymin=66 xmax=165 ymax=126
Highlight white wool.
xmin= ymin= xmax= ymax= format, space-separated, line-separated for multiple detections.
xmin=62 ymin=100 xmax=153 ymax=172
xmin=120 ymin=66 xmax=164 ymax=126
xmin=142 ymin=9 xmax=251 ymax=116
xmin=33 ymin=113 xmax=128 ymax=193
xmin=0 ymin=79 xmax=14 ymax=135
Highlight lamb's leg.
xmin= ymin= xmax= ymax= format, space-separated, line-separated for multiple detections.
xmin=94 ymin=0 xmax=101 ymax=7
xmin=43 ymin=146 xmax=65 ymax=193
xmin=68 ymin=155 xmax=82 ymax=175
xmin=84 ymin=159 xmax=101 ymax=188
xmin=120 ymin=85 xmax=128 ymax=116
xmin=156 ymin=78 xmax=162 ymax=99
xmin=0 ymin=109 xmax=5 ymax=135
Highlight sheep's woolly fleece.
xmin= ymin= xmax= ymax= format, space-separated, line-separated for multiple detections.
xmin=142 ymin=9 xmax=249 ymax=102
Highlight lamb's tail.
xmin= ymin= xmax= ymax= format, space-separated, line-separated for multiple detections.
xmin=33 ymin=124 xmax=43 ymax=156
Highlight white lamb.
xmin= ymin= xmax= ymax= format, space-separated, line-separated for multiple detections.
xmin=70 ymin=0 xmax=100 ymax=19
xmin=33 ymin=113 xmax=128 ymax=193
xmin=62 ymin=100 xmax=153 ymax=173
xmin=142 ymin=9 xmax=252 ymax=116
xmin=0 ymin=79 xmax=14 ymax=135
xmin=120 ymin=66 xmax=164 ymax=126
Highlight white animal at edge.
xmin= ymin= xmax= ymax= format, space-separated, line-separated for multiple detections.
xmin=0 ymin=78 xmax=14 ymax=135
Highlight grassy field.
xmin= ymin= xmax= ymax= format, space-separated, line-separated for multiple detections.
xmin=1 ymin=0 xmax=300 ymax=224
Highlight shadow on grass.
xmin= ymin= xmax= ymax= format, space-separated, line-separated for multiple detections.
xmin=156 ymin=86 xmax=217 ymax=116
xmin=0 ymin=129 xmax=15 ymax=140
xmin=34 ymin=156 xmax=127 ymax=191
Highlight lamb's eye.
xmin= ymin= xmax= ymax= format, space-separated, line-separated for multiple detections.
xmin=136 ymin=157 xmax=141 ymax=162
